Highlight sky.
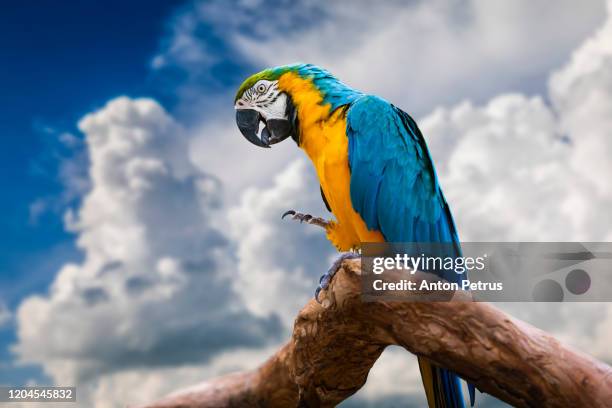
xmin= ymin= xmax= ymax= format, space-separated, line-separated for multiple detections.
xmin=1 ymin=0 xmax=612 ymax=407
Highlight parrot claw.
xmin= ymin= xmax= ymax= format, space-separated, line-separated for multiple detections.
xmin=315 ymin=252 xmax=361 ymax=303
xmin=281 ymin=210 xmax=329 ymax=229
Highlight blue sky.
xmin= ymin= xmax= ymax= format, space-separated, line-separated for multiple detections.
xmin=0 ymin=0 xmax=185 ymax=384
xmin=1 ymin=0 xmax=177 ymax=299
xmin=1 ymin=1 xmax=612 ymax=406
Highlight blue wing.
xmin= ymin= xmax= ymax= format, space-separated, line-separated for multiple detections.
xmin=346 ymin=95 xmax=462 ymax=282
xmin=346 ymin=95 xmax=474 ymax=408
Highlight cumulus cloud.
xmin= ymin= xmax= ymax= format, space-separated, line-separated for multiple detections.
xmin=85 ymin=345 xmax=279 ymax=408
xmin=421 ymin=3 xmax=612 ymax=242
xmin=152 ymin=0 xmax=326 ymax=73
xmin=227 ymin=159 xmax=334 ymax=324
xmin=176 ymin=0 xmax=606 ymax=204
xmin=188 ymin=116 xmax=303 ymax=200
xmin=550 ymin=2 xmax=612 ymax=198
xmin=422 ymin=94 xmax=603 ymax=242
xmin=13 ymin=98 xmax=281 ymax=405
xmin=228 ymin=0 xmax=605 ymax=114
xmin=342 ymin=347 xmax=425 ymax=407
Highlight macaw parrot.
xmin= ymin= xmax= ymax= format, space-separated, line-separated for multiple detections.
xmin=234 ymin=63 xmax=474 ymax=408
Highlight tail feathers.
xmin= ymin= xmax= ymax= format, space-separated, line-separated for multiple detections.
xmin=418 ymin=357 xmax=471 ymax=408
xmin=468 ymin=383 xmax=476 ymax=406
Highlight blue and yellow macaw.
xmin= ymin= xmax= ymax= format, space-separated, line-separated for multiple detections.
xmin=234 ymin=63 xmax=474 ymax=408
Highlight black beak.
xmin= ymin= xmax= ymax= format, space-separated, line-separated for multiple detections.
xmin=236 ymin=97 xmax=296 ymax=148
xmin=236 ymin=109 xmax=270 ymax=148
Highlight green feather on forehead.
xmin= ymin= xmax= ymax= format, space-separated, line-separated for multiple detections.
xmin=234 ymin=66 xmax=293 ymax=102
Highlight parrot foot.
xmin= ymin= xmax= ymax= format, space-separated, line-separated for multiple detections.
xmin=315 ymin=252 xmax=360 ymax=303
xmin=281 ymin=210 xmax=329 ymax=229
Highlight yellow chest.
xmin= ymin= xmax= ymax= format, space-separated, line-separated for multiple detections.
xmin=300 ymin=112 xmax=384 ymax=249
xmin=278 ymin=72 xmax=384 ymax=250
xmin=300 ymin=110 xmax=350 ymax=219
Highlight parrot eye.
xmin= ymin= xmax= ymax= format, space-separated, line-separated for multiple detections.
xmin=256 ymin=84 xmax=267 ymax=93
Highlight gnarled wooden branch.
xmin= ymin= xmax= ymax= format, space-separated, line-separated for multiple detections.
xmin=136 ymin=259 xmax=612 ymax=408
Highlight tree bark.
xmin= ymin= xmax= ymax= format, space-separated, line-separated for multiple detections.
xmin=136 ymin=259 xmax=612 ymax=408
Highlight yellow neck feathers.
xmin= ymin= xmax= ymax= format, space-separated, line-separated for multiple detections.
xmin=278 ymin=72 xmax=345 ymax=159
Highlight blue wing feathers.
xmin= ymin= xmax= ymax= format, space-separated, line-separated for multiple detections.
xmin=346 ymin=95 xmax=456 ymax=248
xmin=345 ymin=95 xmax=471 ymax=408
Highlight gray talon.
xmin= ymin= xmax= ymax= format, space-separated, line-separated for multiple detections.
xmin=315 ymin=252 xmax=360 ymax=302
xmin=281 ymin=210 xmax=296 ymax=219
xmin=281 ymin=209 xmax=330 ymax=230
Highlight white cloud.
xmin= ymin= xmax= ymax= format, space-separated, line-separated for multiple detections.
xmin=422 ymin=94 xmax=606 ymax=242
xmin=152 ymin=0 xmax=326 ymax=73
xmin=350 ymin=347 xmax=425 ymax=404
xmin=179 ymin=0 xmax=606 ymax=201
xmin=231 ymin=0 xmax=605 ymax=115
xmin=420 ymin=2 xmax=612 ymax=243
xmin=228 ymin=158 xmax=334 ymax=324
xmin=188 ymin=113 xmax=303 ymax=200
xmin=549 ymin=0 xmax=612 ymax=197
xmin=13 ymin=97 xmax=282 ymax=406
xmin=156 ymin=0 xmax=604 ymax=115
xmin=87 ymin=345 xmax=279 ymax=407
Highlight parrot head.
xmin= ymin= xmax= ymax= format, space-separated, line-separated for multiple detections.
xmin=234 ymin=67 xmax=297 ymax=148
xmin=235 ymin=64 xmax=361 ymax=148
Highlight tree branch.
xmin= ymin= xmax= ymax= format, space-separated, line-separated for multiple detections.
xmin=136 ymin=259 xmax=612 ymax=408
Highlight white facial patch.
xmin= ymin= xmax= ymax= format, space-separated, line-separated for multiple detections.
xmin=235 ymin=80 xmax=288 ymax=120
xmin=261 ymin=92 xmax=288 ymax=119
